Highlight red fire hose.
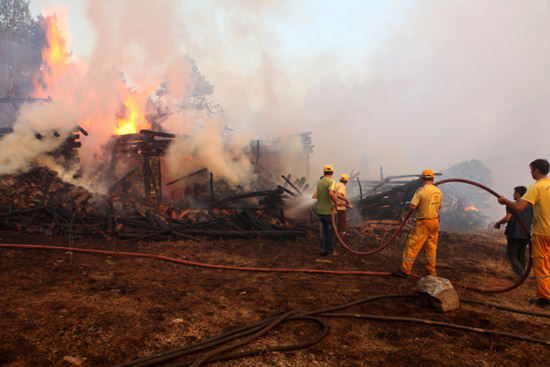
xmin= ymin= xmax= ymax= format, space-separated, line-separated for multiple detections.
xmin=0 ymin=243 xmax=392 ymax=276
xmin=0 ymin=179 xmax=531 ymax=294
xmin=332 ymin=177 xmax=532 ymax=294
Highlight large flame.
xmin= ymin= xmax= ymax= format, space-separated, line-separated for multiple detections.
xmin=33 ymin=14 xmax=73 ymax=99
xmin=114 ymin=96 xmax=151 ymax=135
xmin=34 ymin=13 xmax=152 ymax=136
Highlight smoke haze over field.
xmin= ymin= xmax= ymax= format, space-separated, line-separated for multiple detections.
xmin=23 ymin=0 xmax=550 ymax=206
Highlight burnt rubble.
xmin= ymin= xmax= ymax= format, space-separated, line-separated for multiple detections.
xmin=0 ymin=167 xmax=311 ymax=240
xmin=0 ymin=124 xmax=432 ymax=242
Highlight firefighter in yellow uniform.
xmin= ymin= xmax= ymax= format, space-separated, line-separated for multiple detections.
xmin=393 ymin=169 xmax=442 ymax=278
xmin=335 ymin=174 xmax=352 ymax=238
xmin=498 ymin=159 xmax=550 ymax=310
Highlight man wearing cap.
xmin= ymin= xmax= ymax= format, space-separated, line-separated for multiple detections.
xmin=335 ymin=174 xmax=353 ymax=238
xmin=497 ymin=159 xmax=550 ymax=310
xmin=493 ymin=185 xmax=533 ymax=278
xmin=313 ymin=165 xmax=339 ymax=256
xmin=393 ymin=169 xmax=443 ymax=278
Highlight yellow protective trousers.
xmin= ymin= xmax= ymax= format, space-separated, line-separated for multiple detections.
xmin=401 ymin=218 xmax=439 ymax=276
xmin=531 ymin=234 xmax=550 ymax=300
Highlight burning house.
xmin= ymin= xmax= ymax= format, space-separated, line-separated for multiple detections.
xmin=0 ymin=10 xmax=323 ymax=241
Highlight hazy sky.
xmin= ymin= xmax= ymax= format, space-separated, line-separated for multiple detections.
xmin=27 ymin=0 xmax=550 ymax=208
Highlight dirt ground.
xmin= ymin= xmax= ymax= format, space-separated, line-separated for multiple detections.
xmin=1 ymin=226 xmax=550 ymax=367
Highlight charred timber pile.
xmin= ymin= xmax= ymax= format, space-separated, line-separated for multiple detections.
xmin=0 ymin=168 xmax=98 ymax=237
xmin=359 ymin=179 xmax=422 ymax=221
xmin=0 ymin=126 xmax=85 ymax=162
xmin=0 ymin=167 xmax=307 ymax=240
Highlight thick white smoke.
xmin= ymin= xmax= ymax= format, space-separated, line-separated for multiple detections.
xmin=3 ymin=0 xmax=258 ymax=194
xmin=0 ymin=101 xmax=77 ymax=175
xmin=164 ymin=118 xmax=252 ymax=188
xmin=19 ymin=0 xmax=550 ymax=208
xmin=175 ymin=0 xmax=550 ymax=195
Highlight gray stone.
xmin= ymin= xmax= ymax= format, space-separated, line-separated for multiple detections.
xmin=415 ymin=275 xmax=459 ymax=312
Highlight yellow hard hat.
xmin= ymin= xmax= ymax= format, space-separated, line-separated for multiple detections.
xmin=340 ymin=174 xmax=349 ymax=182
xmin=421 ymin=169 xmax=434 ymax=179
xmin=323 ymin=164 xmax=334 ymax=172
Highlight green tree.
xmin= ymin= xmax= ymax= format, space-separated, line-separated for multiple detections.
xmin=0 ymin=0 xmax=42 ymax=97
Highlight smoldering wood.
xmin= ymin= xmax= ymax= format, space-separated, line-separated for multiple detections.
xmin=0 ymin=203 xmax=62 ymax=217
xmin=277 ymin=185 xmax=296 ymax=197
xmin=108 ymin=168 xmax=138 ymax=194
xmin=139 ymin=129 xmax=176 ymax=139
xmin=207 ymin=187 xmax=286 ymax=207
xmin=132 ymin=215 xmax=232 ymax=241
xmin=157 ymin=157 xmax=163 ymax=199
xmin=210 ymin=172 xmax=214 ymax=199
xmin=281 ymin=175 xmax=303 ymax=196
xmin=143 ymin=156 xmax=161 ymax=200
xmin=24 ymin=193 xmax=47 ymax=227
xmin=77 ymin=125 xmax=89 ymax=136
xmin=166 ymin=168 xmax=208 ymax=186
xmin=359 ymin=179 xmax=423 ymax=221
xmin=255 ymin=164 xmax=274 ymax=181
xmin=135 ymin=217 xmax=233 ymax=240
xmin=0 ymin=125 xmax=320 ymax=241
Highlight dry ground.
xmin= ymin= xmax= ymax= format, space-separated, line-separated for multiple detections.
xmin=1 ymin=227 xmax=549 ymax=366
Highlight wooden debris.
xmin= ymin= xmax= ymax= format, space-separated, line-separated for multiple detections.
xmin=0 ymin=166 xmax=307 ymax=241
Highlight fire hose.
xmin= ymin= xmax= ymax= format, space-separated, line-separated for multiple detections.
xmin=113 ymin=293 xmax=550 ymax=367
xmin=0 ymin=179 xmax=533 ymax=294
xmin=1 ymin=246 xmax=547 ymax=366
xmin=1 ymin=180 xmax=547 ymax=366
xmin=0 ymin=178 xmax=532 ymax=293
xmin=332 ymin=178 xmax=533 ymax=294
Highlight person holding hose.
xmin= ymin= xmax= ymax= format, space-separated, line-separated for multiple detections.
xmin=313 ymin=165 xmax=339 ymax=256
xmin=498 ymin=159 xmax=550 ymax=310
xmin=335 ymin=174 xmax=353 ymax=238
xmin=393 ymin=169 xmax=442 ymax=278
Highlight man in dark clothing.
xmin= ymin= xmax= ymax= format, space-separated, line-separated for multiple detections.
xmin=494 ymin=186 xmax=534 ymax=277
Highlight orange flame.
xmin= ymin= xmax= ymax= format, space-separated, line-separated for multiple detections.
xmin=114 ymin=96 xmax=151 ymax=135
xmin=34 ymin=14 xmax=73 ymax=98
xmin=464 ymin=206 xmax=479 ymax=212
xmin=34 ymin=10 xmax=155 ymax=138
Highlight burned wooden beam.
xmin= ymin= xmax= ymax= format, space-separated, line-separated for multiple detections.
xmin=76 ymin=125 xmax=88 ymax=136
xmin=277 ymin=185 xmax=296 ymax=197
xmin=133 ymin=215 xmax=232 ymax=241
xmin=0 ymin=203 xmax=62 ymax=217
xmin=207 ymin=187 xmax=285 ymax=208
xmin=281 ymin=175 xmax=303 ymax=196
xmin=360 ymin=178 xmax=422 ymax=220
xmin=166 ymin=168 xmax=208 ymax=186
xmin=108 ymin=168 xmax=138 ymax=194
xmin=210 ymin=173 xmax=214 ymax=199
xmin=139 ymin=129 xmax=176 ymax=138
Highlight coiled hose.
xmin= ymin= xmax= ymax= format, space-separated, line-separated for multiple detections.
xmin=114 ymin=293 xmax=550 ymax=366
